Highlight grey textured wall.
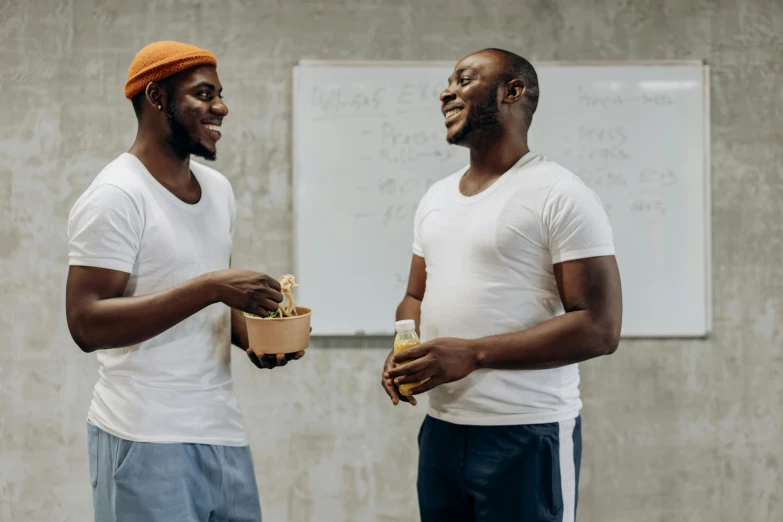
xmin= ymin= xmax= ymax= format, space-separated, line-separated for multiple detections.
xmin=1 ymin=0 xmax=781 ymax=521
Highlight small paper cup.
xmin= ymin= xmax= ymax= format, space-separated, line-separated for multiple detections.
xmin=244 ymin=307 xmax=312 ymax=355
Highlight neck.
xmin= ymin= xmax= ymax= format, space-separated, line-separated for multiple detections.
xmin=128 ymin=126 xmax=191 ymax=185
xmin=467 ymin=129 xmax=529 ymax=178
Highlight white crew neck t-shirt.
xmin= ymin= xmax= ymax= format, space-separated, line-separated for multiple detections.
xmin=413 ymin=152 xmax=616 ymax=426
xmin=68 ymin=153 xmax=247 ymax=445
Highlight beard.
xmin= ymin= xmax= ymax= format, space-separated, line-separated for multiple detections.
xmin=165 ymin=104 xmax=216 ymax=161
xmin=446 ymin=82 xmax=503 ymax=146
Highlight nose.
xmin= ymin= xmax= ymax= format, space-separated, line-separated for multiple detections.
xmin=440 ymin=87 xmax=455 ymax=104
xmin=212 ymin=98 xmax=229 ymax=117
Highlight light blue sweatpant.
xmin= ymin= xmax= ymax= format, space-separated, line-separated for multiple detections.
xmin=87 ymin=420 xmax=262 ymax=522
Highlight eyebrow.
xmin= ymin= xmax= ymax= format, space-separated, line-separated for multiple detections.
xmin=194 ymin=81 xmax=222 ymax=93
xmin=448 ymin=67 xmax=474 ymax=83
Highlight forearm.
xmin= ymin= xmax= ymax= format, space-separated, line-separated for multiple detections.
xmin=231 ymin=308 xmax=249 ymax=349
xmin=475 ymin=310 xmax=620 ymax=371
xmin=70 ymin=273 xmax=218 ymax=352
xmin=396 ymin=295 xmax=422 ymax=333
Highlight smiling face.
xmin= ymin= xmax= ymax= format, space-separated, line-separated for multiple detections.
xmin=440 ymin=51 xmax=508 ymax=147
xmin=163 ymin=65 xmax=228 ymax=161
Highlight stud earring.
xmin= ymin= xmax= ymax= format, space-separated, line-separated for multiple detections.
xmin=157 ymin=104 xmax=162 ymax=110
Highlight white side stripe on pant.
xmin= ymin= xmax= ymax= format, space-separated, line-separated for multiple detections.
xmin=559 ymin=418 xmax=577 ymax=522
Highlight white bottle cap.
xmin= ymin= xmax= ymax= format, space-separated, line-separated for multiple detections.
xmin=395 ymin=319 xmax=416 ymax=332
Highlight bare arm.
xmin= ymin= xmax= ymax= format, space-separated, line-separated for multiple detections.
xmin=388 ymin=255 xmax=622 ymax=393
xmin=66 ymin=266 xmax=216 ymax=352
xmin=66 ymin=266 xmax=282 ymax=353
xmin=395 ymin=254 xmax=426 ymax=329
xmin=231 ymin=308 xmax=249 ymax=349
xmin=473 ymin=255 xmax=622 ymax=370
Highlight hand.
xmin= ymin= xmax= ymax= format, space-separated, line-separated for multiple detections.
xmin=381 ymin=350 xmax=417 ymax=406
xmin=246 ymin=349 xmax=306 ymax=369
xmin=211 ymin=269 xmax=283 ymax=317
xmin=385 ymin=338 xmax=478 ymax=396
xmin=245 ymin=327 xmax=310 ymax=370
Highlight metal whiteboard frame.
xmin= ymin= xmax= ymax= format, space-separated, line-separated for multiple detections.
xmin=292 ymin=60 xmax=712 ymax=338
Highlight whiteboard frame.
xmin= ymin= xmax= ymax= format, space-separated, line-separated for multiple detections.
xmin=704 ymin=64 xmax=712 ymax=337
xmin=292 ymin=60 xmax=712 ymax=338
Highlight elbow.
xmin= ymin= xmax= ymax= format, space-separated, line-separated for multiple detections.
xmin=583 ymin=315 xmax=620 ymax=357
xmin=70 ymin=329 xmax=97 ymax=354
xmin=603 ymin=336 xmax=620 ymax=356
xmin=599 ymin=320 xmax=621 ymax=355
xmin=67 ymin=313 xmax=98 ymax=353
xmin=75 ymin=339 xmax=98 ymax=354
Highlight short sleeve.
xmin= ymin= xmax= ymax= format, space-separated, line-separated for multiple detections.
xmin=543 ymin=177 xmax=615 ymax=264
xmin=412 ymin=183 xmax=439 ymax=258
xmin=412 ymin=198 xmax=425 ymax=258
xmin=67 ymin=184 xmax=142 ymax=273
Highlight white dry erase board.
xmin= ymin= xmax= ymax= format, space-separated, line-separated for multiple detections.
xmin=293 ymin=61 xmax=711 ymax=337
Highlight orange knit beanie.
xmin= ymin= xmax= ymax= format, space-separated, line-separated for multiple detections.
xmin=124 ymin=41 xmax=217 ymax=99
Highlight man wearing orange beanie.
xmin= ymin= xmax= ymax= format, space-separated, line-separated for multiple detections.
xmin=66 ymin=41 xmax=302 ymax=521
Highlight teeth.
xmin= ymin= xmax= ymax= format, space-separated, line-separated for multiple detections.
xmin=204 ymin=124 xmax=221 ymax=132
xmin=445 ymin=108 xmax=462 ymax=119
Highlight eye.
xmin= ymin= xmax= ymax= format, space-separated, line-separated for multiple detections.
xmin=459 ymin=76 xmax=472 ymax=85
xmin=198 ymin=91 xmax=213 ymax=99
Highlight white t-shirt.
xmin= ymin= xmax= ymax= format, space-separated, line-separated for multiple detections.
xmin=68 ymin=153 xmax=247 ymax=446
xmin=413 ymin=152 xmax=615 ymax=426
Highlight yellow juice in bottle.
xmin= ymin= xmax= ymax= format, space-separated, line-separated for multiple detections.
xmin=393 ymin=319 xmax=427 ymax=397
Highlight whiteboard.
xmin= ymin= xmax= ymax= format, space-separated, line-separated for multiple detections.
xmin=293 ymin=61 xmax=710 ymax=337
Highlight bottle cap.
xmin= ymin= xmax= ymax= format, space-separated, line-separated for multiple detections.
xmin=395 ymin=319 xmax=416 ymax=332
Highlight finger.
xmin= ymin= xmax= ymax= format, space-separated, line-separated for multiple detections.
xmin=393 ymin=343 xmax=430 ymax=364
xmin=246 ymin=349 xmax=263 ymax=369
xmin=391 ymin=381 xmax=416 ymax=404
xmin=267 ymin=289 xmax=284 ymax=304
xmin=260 ymin=298 xmax=280 ymax=313
xmin=382 ymin=378 xmax=400 ymax=405
xmin=266 ymin=276 xmax=282 ymax=292
xmin=275 ymin=353 xmax=288 ymax=367
xmin=387 ymin=357 xmax=430 ymax=380
xmin=383 ymin=361 xmax=395 ymax=378
xmin=262 ymin=355 xmax=279 ymax=369
xmin=257 ymin=353 xmax=275 ymax=369
xmin=252 ymin=305 xmax=273 ymax=318
xmin=395 ymin=383 xmax=416 ymax=405
xmin=408 ymin=377 xmax=444 ymax=395
xmin=292 ymin=350 xmax=306 ymax=360
xmin=394 ymin=366 xmax=435 ymax=386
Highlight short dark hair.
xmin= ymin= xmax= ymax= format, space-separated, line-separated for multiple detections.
xmin=131 ymin=76 xmax=176 ymax=117
xmin=485 ymin=48 xmax=539 ymax=127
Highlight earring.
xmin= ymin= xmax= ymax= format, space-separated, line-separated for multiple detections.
xmin=157 ymin=104 xmax=162 ymax=110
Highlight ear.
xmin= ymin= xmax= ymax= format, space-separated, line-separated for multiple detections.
xmin=144 ymin=82 xmax=168 ymax=112
xmin=502 ymin=79 xmax=525 ymax=105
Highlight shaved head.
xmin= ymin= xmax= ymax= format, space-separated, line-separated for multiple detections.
xmin=480 ymin=48 xmax=540 ymax=127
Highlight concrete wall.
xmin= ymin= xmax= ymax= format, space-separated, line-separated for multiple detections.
xmin=1 ymin=0 xmax=781 ymax=520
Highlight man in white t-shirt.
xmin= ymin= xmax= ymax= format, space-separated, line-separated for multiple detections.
xmin=66 ymin=41 xmax=303 ymax=522
xmin=382 ymin=49 xmax=623 ymax=522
